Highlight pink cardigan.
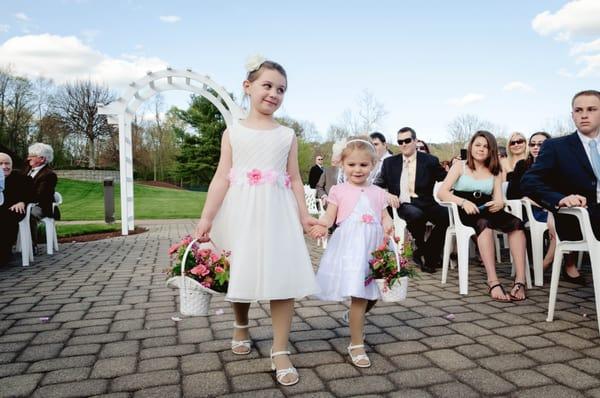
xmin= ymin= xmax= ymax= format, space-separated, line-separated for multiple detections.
xmin=327 ymin=183 xmax=387 ymax=224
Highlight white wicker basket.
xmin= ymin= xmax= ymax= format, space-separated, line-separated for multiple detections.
xmin=374 ymin=238 xmax=409 ymax=302
xmin=165 ymin=238 xmax=222 ymax=316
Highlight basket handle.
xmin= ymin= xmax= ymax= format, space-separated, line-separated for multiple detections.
xmin=180 ymin=238 xmax=218 ymax=294
xmin=388 ymin=236 xmax=402 ymax=273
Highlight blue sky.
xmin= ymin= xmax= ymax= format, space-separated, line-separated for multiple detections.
xmin=1 ymin=0 xmax=599 ymax=143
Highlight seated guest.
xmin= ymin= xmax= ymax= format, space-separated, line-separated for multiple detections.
xmin=317 ymin=140 xmax=346 ymax=206
xmin=507 ymin=132 xmax=558 ymax=273
xmin=375 ymin=127 xmax=448 ymax=273
xmin=0 ymin=153 xmax=33 ymax=266
xmin=416 ymin=139 xmax=430 ymax=154
xmin=369 ymin=131 xmax=392 ymax=182
xmin=522 ymin=90 xmax=600 ymax=284
xmin=438 ymin=131 xmax=528 ymax=301
xmin=25 ymin=143 xmax=58 ymax=249
xmin=308 ymin=155 xmax=324 ymax=189
xmin=501 ymin=132 xmax=528 ymax=181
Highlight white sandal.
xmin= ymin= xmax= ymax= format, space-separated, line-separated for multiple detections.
xmin=347 ymin=344 xmax=371 ymax=368
xmin=231 ymin=322 xmax=252 ymax=355
xmin=270 ymin=349 xmax=299 ymax=386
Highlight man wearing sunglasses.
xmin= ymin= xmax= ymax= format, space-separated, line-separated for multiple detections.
xmin=375 ymin=127 xmax=448 ymax=273
xmin=522 ymin=90 xmax=600 ymax=252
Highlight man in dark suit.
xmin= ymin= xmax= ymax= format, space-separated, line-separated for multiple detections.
xmin=308 ymin=155 xmax=324 ymax=189
xmin=1 ymin=153 xmax=33 ymax=265
xmin=25 ymin=143 xmax=58 ymax=248
xmin=521 ymin=90 xmax=600 ymax=281
xmin=375 ymin=127 xmax=448 ymax=272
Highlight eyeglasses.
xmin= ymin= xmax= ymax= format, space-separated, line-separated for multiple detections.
xmin=509 ymin=139 xmax=526 ymax=146
xmin=528 ymin=142 xmax=543 ymax=148
xmin=416 ymin=146 xmax=425 ymax=150
xmin=316 ymin=158 xmax=323 ymax=161
xmin=397 ymin=138 xmax=413 ymax=145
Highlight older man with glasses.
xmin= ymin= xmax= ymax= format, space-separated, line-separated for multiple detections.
xmin=25 ymin=143 xmax=58 ymax=252
xmin=375 ymin=127 xmax=448 ymax=272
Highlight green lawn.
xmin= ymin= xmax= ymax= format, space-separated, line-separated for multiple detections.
xmin=56 ymin=179 xmax=206 ymax=221
xmin=56 ymin=223 xmax=121 ymax=238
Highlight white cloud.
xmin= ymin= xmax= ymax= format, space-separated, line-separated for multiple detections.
xmin=503 ymin=81 xmax=534 ymax=93
xmin=0 ymin=25 xmax=9 ymax=33
xmin=576 ymin=53 xmax=600 ymax=77
xmin=570 ymin=38 xmax=600 ymax=55
xmin=532 ymin=0 xmax=600 ymax=39
xmin=0 ymin=34 xmax=168 ymax=88
xmin=15 ymin=12 xmax=30 ymax=22
xmin=447 ymin=93 xmax=485 ymax=107
xmin=159 ymin=15 xmax=181 ymax=23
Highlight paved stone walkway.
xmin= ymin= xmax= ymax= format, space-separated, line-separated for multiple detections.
xmin=1 ymin=219 xmax=599 ymax=397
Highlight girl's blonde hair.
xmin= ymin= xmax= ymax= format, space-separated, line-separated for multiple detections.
xmin=340 ymin=137 xmax=378 ymax=165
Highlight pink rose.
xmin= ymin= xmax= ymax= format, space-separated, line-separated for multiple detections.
xmin=210 ymin=253 xmax=220 ymax=262
xmin=168 ymin=242 xmax=181 ymax=255
xmin=362 ymin=214 xmax=374 ymax=224
xmin=283 ymin=173 xmax=291 ymax=188
xmin=247 ymin=169 xmax=263 ymax=185
xmin=215 ymin=266 xmax=224 ymax=273
xmin=190 ymin=264 xmax=210 ymax=277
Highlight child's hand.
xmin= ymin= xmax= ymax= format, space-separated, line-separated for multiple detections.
xmin=301 ymin=215 xmax=319 ymax=233
xmin=383 ymin=219 xmax=394 ymax=236
xmin=310 ymin=225 xmax=328 ymax=239
xmin=195 ymin=218 xmax=212 ymax=241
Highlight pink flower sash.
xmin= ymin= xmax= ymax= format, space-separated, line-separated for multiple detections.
xmin=228 ymin=168 xmax=291 ymax=189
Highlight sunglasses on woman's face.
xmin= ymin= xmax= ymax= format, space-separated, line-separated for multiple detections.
xmin=416 ymin=146 xmax=425 ymax=150
xmin=397 ymin=138 xmax=413 ymax=145
xmin=509 ymin=139 xmax=526 ymax=146
xmin=528 ymin=142 xmax=543 ymax=148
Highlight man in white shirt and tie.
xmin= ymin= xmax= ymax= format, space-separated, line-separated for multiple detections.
xmin=522 ymin=90 xmax=600 ymax=281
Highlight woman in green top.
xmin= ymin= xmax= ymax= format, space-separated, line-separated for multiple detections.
xmin=438 ymin=131 xmax=528 ymax=302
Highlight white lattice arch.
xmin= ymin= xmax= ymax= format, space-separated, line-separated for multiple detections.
xmin=99 ymin=68 xmax=244 ymax=235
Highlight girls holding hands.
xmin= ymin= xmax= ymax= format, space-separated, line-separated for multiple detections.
xmin=311 ymin=139 xmax=394 ymax=368
xmin=195 ymin=56 xmax=318 ymax=386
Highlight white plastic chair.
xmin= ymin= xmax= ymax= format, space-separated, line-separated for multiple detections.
xmin=15 ymin=203 xmax=35 ymax=267
xmin=42 ymin=192 xmax=62 ymax=255
xmin=304 ymin=185 xmax=327 ymax=248
xmin=521 ymin=198 xmax=549 ymax=286
xmin=547 ymin=207 xmax=600 ymax=332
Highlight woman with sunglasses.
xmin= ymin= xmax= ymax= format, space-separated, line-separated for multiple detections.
xmin=507 ymin=132 xmax=583 ymax=283
xmin=438 ymin=130 xmax=528 ymax=302
xmin=501 ymin=132 xmax=528 ymax=180
xmin=416 ymin=140 xmax=430 ymax=154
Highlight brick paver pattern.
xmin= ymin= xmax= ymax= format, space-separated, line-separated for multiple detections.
xmin=1 ymin=219 xmax=599 ymax=397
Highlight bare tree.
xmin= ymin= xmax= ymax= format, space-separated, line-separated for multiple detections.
xmin=447 ymin=114 xmax=496 ymax=149
xmin=328 ymin=89 xmax=388 ymax=139
xmin=52 ymin=80 xmax=115 ymax=168
xmin=542 ymin=116 xmax=575 ymax=137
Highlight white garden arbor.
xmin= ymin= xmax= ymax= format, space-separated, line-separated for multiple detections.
xmin=98 ymin=68 xmax=244 ymax=235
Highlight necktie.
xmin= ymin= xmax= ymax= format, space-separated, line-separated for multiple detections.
xmin=589 ymin=140 xmax=600 ymax=181
xmin=400 ymin=158 xmax=410 ymax=203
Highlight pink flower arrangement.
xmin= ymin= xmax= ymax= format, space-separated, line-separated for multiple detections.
xmin=167 ymin=235 xmax=230 ymax=293
xmin=365 ymin=237 xmax=418 ymax=288
xmin=361 ymin=214 xmax=374 ymax=224
xmin=247 ymin=169 xmax=263 ymax=185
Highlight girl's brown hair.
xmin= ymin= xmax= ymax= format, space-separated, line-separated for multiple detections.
xmin=247 ymin=61 xmax=287 ymax=83
xmin=466 ymin=130 xmax=501 ymax=175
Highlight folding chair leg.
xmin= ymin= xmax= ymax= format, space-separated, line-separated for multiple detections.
xmin=46 ymin=220 xmax=55 ymax=255
xmin=531 ymin=236 xmax=545 ymax=286
xmin=457 ymin=234 xmax=471 ymax=295
xmin=546 ymin=250 xmax=564 ymax=322
xmin=441 ymin=232 xmax=453 ymax=284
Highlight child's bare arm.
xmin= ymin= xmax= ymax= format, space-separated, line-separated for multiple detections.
xmin=382 ymin=209 xmax=394 ymax=236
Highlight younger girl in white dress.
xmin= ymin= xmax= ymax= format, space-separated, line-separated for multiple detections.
xmin=195 ymin=56 xmax=318 ymax=386
xmin=311 ymin=139 xmax=393 ymax=368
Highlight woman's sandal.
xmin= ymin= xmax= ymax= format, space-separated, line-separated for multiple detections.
xmin=270 ymin=350 xmax=299 ymax=386
xmin=487 ymin=281 xmax=511 ymax=303
xmin=510 ymin=281 xmax=527 ymax=301
xmin=347 ymin=344 xmax=371 ymax=368
xmin=231 ymin=322 xmax=252 ymax=355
